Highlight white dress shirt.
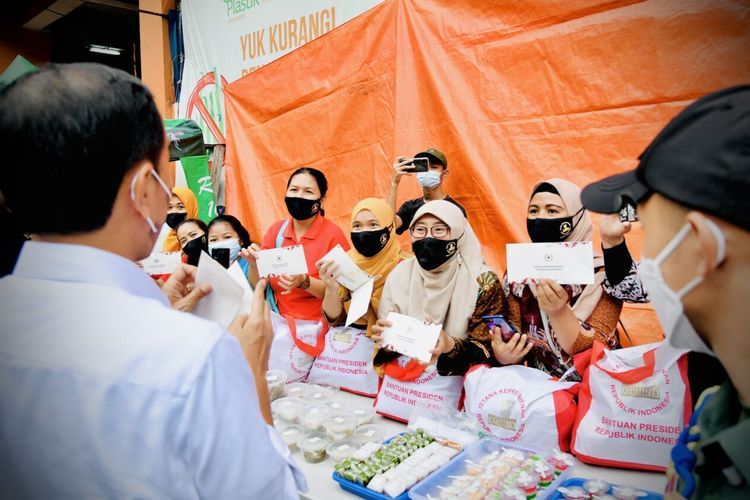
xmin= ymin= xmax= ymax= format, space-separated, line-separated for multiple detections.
xmin=0 ymin=241 xmax=305 ymax=499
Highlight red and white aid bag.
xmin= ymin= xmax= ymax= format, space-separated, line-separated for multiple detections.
xmin=268 ymin=311 xmax=327 ymax=383
xmin=374 ymin=357 xmax=463 ymax=423
xmin=571 ymin=341 xmax=691 ymax=471
xmin=463 ymin=365 xmax=578 ymax=452
xmin=307 ymin=326 xmax=379 ymax=397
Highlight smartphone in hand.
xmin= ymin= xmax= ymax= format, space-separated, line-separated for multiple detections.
xmin=619 ymin=202 xmax=638 ymax=222
xmin=482 ymin=315 xmax=516 ymax=342
xmin=211 ymin=248 xmax=230 ymax=269
xmin=404 ymin=157 xmax=429 ymax=173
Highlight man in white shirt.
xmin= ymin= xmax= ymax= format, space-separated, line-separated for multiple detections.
xmin=0 ymin=63 xmax=304 ymax=498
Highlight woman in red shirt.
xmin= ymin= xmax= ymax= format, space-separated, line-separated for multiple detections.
xmin=246 ymin=167 xmax=349 ymax=320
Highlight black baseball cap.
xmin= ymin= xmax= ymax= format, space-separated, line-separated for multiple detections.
xmin=414 ymin=148 xmax=447 ymax=168
xmin=581 ymin=85 xmax=750 ymax=231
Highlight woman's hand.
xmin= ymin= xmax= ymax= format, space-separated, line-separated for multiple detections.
xmin=278 ymin=274 xmax=307 ymax=295
xmin=491 ymin=329 xmax=533 ymax=365
xmin=428 ymin=329 xmax=455 ymax=365
xmin=316 ymin=259 xmax=341 ymax=294
xmin=240 ymin=243 xmax=261 ymax=267
xmin=529 ymin=278 xmax=569 ymax=316
xmin=370 ymin=317 xmax=392 ymax=349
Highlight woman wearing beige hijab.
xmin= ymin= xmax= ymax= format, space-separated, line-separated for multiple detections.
xmin=438 ymin=178 xmax=623 ymax=379
xmin=371 ymin=200 xmax=504 ymax=379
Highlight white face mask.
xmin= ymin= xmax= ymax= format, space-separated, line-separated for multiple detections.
xmin=417 ymin=171 xmax=442 ymax=190
xmin=208 ymin=238 xmax=241 ymax=262
xmin=638 ymin=220 xmax=726 ymax=356
xmin=129 ymin=168 xmax=172 ymax=234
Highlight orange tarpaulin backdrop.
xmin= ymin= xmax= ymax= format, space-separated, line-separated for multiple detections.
xmin=224 ymin=0 xmax=750 ymax=342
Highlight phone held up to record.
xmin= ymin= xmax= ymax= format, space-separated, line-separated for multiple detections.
xmin=404 ymin=157 xmax=429 ymax=173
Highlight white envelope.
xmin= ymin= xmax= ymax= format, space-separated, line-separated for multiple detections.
xmin=227 ymin=261 xmax=254 ymax=315
xmin=139 ymin=252 xmax=182 ymax=275
xmin=381 ymin=312 xmax=442 ymax=364
xmin=256 ymin=245 xmax=309 ymax=278
xmin=506 ymin=241 xmax=594 ymax=285
xmin=345 ymin=278 xmax=374 ymax=327
xmin=320 ymin=244 xmax=372 ymax=291
xmin=192 ymin=251 xmax=244 ymax=329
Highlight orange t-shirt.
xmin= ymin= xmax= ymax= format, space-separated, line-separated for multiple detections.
xmin=262 ymin=215 xmax=350 ymax=320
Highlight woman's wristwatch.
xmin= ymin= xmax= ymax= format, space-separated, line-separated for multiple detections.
xmin=299 ymin=275 xmax=311 ymax=290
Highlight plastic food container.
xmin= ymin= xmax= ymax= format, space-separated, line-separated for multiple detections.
xmin=265 ymin=370 xmax=287 ymax=402
xmin=584 ymin=479 xmax=612 ymax=497
xmin=548 ymin=478 xmax=663 ymax=500
xmin=271 ymin=396 xmax=304 ymax=423
xmin=277 ymin=424 xmax=303 ymax=450
xmin=352 ymin=407 xmax=375 ymax=426
xmin=409 ymin=439 xmax=572 ymax=500
xmin=299 ymin=403 xmax=331 ymax=432
xmin=298 ymin=432 xmax=331 ymax=463
xmin=324 ymin=411 xmax=358 ymax=440
xmin=353 ymin=424 xmax=386 ymax=444
xmin=326 ymin=440 xmax=360 ymax=463
xmin=302 ymin=384 xmax=334 ymax=403
xmin=285 ymin=382 xmax=308 ymax=400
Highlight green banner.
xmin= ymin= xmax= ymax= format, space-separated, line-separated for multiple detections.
xmin=180 ymin=154 xmax=218 ymax=223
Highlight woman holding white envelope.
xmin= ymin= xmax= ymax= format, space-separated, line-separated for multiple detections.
xmin=368 ymin=200 xmax=505 ymax=421
xmin=437 ymin=178 xmax=622 ymax=379
xmin=308 ymin=198 xmax=410 ymax=395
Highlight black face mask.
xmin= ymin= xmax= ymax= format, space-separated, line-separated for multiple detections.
xmin=285 ymin=196 xmax=321 ymax=221
xmin=526 ymin=209 xmax=583 ymax=243
xmin=166 ymin=212 xmax=187 ymax=229
xmin=182 ymin=234 xmax=208 ymax=266
xmin=412 ymin=237 xmax=459 ymax=271
xmin=351 ymin=227 xmax=391 ymax=258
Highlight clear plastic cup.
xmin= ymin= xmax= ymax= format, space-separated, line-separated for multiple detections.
xmin=277 ymin=424 xmax=303 ymax=450
xmin=324 ymin=411 xmax=358 ymax=440
xmin=265 ymin=369 xmax=287 ymax=402
xmin=298 ymin=432 xmax=331 ymax=463
xmin=285 ymin=382 xmax=309 ymax=400
xmin=352 ymin=407 xmax=375 ymax=426
xmin=302 ymin=384 xmax=334 ymax=403
xmin=326 ymin=439 xmax=360 ymax=463
xmin=353 ymin=424 xmax=386 ymax=444
xmin=299 ymin=403 xmax=331 ymax=432
xmin=271 ymin=396 xmax=304 ymax=423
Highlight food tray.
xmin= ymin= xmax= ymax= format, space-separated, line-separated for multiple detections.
xmin=545 ymin=477 xmax=663 ymax=500
xmin=331 ymin=433 xmax=409 ymax=500
xmin=408 ymin=438 xmax=572 ymax=500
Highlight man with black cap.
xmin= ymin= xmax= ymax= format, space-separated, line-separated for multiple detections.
xmin=387 ymin=147 xmax=467 ymax=234
xmin=582 ymin=85 xmax=750 ymax=499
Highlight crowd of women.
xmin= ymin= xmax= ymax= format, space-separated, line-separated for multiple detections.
xmin=157 ymin=159 xmax=644 ymax=391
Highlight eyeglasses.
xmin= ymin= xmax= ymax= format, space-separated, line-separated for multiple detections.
xmin=410 ymin=224 xmax=450 ymax=239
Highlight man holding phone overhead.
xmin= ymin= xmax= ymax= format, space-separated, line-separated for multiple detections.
xmin=387 ymin=148 xmax=467 ymax=234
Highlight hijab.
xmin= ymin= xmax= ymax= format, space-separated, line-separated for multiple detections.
xmin=345 ymin=198 xmax=408 ymax=336
xmin=510 ymin=177 xmax=605 ymax=322
xmin=379 ymin=200 xmax=488 ymax=339
xmin=162 ymin=187 xmax=199 ymax=252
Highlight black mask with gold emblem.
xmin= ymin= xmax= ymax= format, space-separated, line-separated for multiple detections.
xmin=351 ymin=225 xmax=391 ymax=258
xmin=412 ymin=236 xmax=459 ymax=271
xmin=526 ymin=208 xmax=584 ymax=243
xmin=285 ymin=196 xmax=321 ymax=221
